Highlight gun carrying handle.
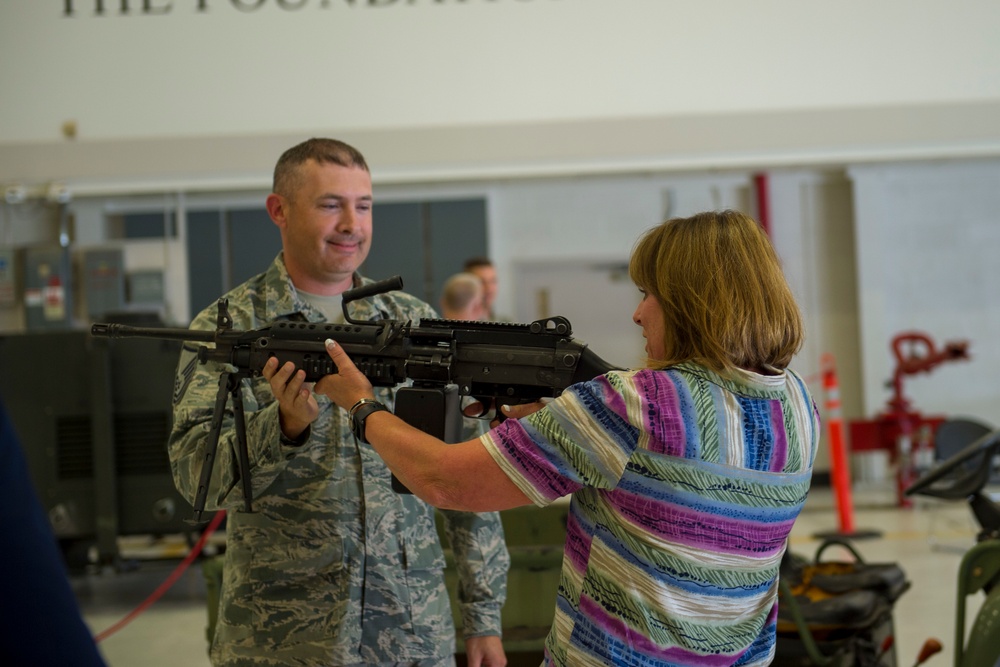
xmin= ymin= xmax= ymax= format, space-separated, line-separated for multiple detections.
xmin=343 ymin=275 xmax=404 ymax=302
xmin=342 ymin=276 xmax=404 ymax=324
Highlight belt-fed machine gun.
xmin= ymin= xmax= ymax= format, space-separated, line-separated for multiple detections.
xmin=91 ymin=276 xmax=620 ymax=521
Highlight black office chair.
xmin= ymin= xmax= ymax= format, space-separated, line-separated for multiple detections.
xmin=934 ymin=417 xmax=996 ymax=478
xmin=926 ymin=417 xmax=997 ymax=550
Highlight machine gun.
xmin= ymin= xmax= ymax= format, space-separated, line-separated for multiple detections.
xmin=91 ymin=276 xmax=621 ymax=520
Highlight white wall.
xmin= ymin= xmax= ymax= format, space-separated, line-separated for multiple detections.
xmin=2 ymin=1 xmax=999 ymax=190
xmin=850 ymin=160 xmax=1000 ymax=427
xmin=3 ymin=1 xmax=998 ymax=143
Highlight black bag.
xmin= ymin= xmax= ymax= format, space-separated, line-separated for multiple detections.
xmin=774 ymin=538 xmax=909 ymax=667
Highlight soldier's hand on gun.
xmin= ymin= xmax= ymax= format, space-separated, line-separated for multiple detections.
xmin=262 ymin=356 xmax=320 ymax=440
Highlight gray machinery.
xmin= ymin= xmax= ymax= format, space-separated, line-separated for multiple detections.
xmin=0 ymin=324 xmax=192 ymax=568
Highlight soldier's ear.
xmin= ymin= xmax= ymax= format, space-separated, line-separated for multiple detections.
xmin=266 ymin=193 xmax=288 ymax=229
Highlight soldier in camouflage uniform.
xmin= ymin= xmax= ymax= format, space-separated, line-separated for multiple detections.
xmin=168 ymin=138 xmax=509 ymax=667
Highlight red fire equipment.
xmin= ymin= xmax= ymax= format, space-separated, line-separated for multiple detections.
xmin=848 ymin=332 xmax=970 ymax=507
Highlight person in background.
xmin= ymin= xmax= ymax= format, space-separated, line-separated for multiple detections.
xmin=317 ymin=210 xmax=819 ymax=666
xmin=0 ymin=397 xmax=108 ymax=667
xmin=440 ymin=272 xmax=489 ymax=321
xmin=170 ymin=138 xmax=509 ymax=667
xmin=462 ymin=257 xmax=500 ymax=321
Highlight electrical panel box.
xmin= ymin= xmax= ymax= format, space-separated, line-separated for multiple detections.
xmin=128 ymin=269 xmax=165 ymax=307
xmin=0 ymin=329 xmax=191 ymax=565
xmin=82 ymin=248 xmax=125 ymax=320
xmin=23 ymin=245 xmax=73 ymax=330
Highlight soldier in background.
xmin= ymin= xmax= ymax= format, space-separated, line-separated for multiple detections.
xmin=462 ymin=257 xmax=500 ymax=321
xmin=169 ymin=138 xmax=509 ymax=667
xmin=440 ymin=272 xmax=489 ymax=321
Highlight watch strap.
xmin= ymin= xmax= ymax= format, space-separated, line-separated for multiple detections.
xmin=350 ymin=399 xmax=389 ymax=444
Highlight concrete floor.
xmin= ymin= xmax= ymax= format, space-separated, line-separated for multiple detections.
xmin=75 ymin=484 xmax=993 ymax=667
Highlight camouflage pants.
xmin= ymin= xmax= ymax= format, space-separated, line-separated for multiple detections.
xmin=344 ymin=658 xmax=455 ymax=667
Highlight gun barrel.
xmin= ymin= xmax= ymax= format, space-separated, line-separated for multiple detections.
xmin=90 ymin=323 xmax=216 ymax=344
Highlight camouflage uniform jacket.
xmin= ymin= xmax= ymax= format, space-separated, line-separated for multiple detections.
xmin=169 ymin=253 xmax=509 ymax=666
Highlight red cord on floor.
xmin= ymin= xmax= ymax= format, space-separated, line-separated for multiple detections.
xmin=94 ymin=509 xmax=227 ymax=643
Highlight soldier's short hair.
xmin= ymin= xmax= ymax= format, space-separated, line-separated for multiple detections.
xmin=273 ymin=138 xmax=369 ymax=197
xmin=462 ymin=256 xmax=493 ymax=272
xmin=440 ymin=273 xmax=484 ymax=313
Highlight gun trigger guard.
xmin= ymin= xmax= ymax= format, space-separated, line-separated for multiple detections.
xmin=465 ymin=397 xmax=495 ymax=421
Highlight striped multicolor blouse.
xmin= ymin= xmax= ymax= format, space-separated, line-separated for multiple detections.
xmin=480 ymin=362 xmax=819 ymax=666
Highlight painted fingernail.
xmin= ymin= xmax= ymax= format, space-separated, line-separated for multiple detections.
xmin=325 ymin=339 xmax=336 ymax=349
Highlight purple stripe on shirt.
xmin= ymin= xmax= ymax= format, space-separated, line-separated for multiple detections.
xmin=634 ymin=371 xmax=687 ymax=457
xmin=768 ymin=401 xmax=788 ymax=472
xmin=490 ymin=422 xmax=580 ymax=501
xmin=766 ymin=599 xmax=778 ymax=625
xmin=609 ymin=489 xmax=795 ymax=556
xmin=562 ymin=510 xmax=592 ymax=575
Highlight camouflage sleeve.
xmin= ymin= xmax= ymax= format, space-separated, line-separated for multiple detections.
xmin=440 ymin=507 xmax=509 ymax=638
xmin=168 ymin=344 xmax=292 ymax=512
xmin=438 ymin=415 xmax=509 ymax=638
